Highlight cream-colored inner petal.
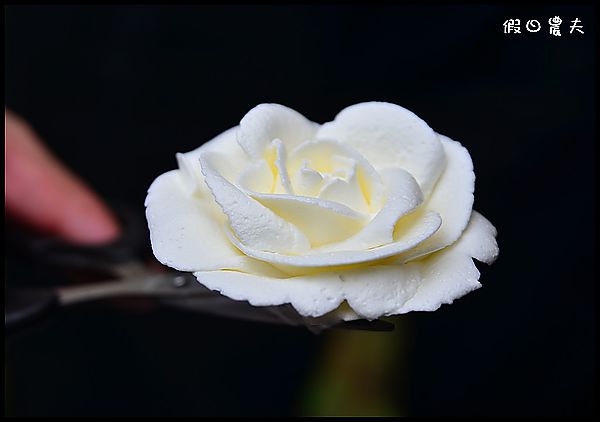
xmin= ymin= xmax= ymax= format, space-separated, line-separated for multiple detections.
xmin=199 ymin=151 xmax=311 ymax=255
xmin=294 ymin=160 xmax=323 ymax=197
xmin=288 ymin=139 xmax=384 ymax=213
xmin=237 ymin=160 xmax=274 ymax=193
xmin=315 ymin=167 xmax=424 ymax=253
xmin=245 ymin=192 xmax=369 ymax=247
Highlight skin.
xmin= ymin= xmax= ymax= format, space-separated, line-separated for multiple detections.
xmin=5 ymin=109 xmax=120 ymax=244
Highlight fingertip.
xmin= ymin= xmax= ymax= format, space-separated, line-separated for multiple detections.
xmin=57 ymin=198 xmax=122 ymax=245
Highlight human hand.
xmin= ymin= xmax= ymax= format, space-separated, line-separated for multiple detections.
xmin=5 ymin=109 xmax=120 ymax=244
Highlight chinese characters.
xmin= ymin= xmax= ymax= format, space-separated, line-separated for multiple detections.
xmin=503 ymin=16 xmax=584 ymax=36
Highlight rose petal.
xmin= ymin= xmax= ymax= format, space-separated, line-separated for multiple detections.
xmin=317 ymin=167 xmax=424 ymax=252
xmin=268 ymin=139 xmax=294 ymax=194
xmin=293 ymin=162 xmax=324 ymax=197
xmin=461 ymin=211 xmax=499 ymax=265
xmin=226 ymin=210 xmax=441 ymax=268
xmin=236 ymin=139 xmax=294 ymax=194
xmin=316 ymin=102 xmax=445 ymax=195
xmin=237 ymin=103 xmax=319 ymax=160
xmin=194 ymin=270 xmax=345 ymax=318
xmin=398 ymin=210 xmax=499 ymax=312
xmin=339 ymin=265 xmax=421 ymax=320
xmin=318 ymin=172 xmax=369 ymax=214
xmin=199 ymin=151 xmax=311 ymax=254
xmin=398 ymin=135 xmax=475 ymax=262
xmin=145 ymin=169 xmax=286 ymax=278
xmin=237 ymin=159 xmax=274 ymax=193
xmin=175 ymin=152 xmax=204 ymax=197
xmin=180 ymin=126 xmax=246 ymax=191
xmin=245 ymin=192 xmax=369 ymax=247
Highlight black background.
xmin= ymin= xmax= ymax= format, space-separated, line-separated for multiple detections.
xmin=5 ymin=4 xmax=596 ymax=417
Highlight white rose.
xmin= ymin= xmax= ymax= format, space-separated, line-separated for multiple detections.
xmin=145 ymin=102 xmax=498 ymax=321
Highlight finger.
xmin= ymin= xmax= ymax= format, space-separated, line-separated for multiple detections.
xmin=5 ymin=109 xmax=121 ymax=244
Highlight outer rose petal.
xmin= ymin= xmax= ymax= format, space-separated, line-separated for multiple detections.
xmin=316 ymin=102 xmax=446 ymax=195
xmin=145 ymin=169 xmax=286 ymax=278
xmin=193 ymin=210 xmax=498 ymax=319
xmin=338 ymin=265 xmax=421 ymax=320
xmin=398 ymin=134 xmax=475 ymax=262
xmin=237 ymin=103 xmax=319 ymax=160
xmin=398 ymin=211 xmax=499 ymax=312
xmin=193 ymin=270 xmax=345 ymax=318
xmin=146 ymin=127 xmax=241 ymax=271
xmin=176 ymin=126 xmax=246 ymax=196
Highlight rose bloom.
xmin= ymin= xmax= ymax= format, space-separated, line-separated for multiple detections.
xmin=145 ymin=102 xmax=498 ymax=321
